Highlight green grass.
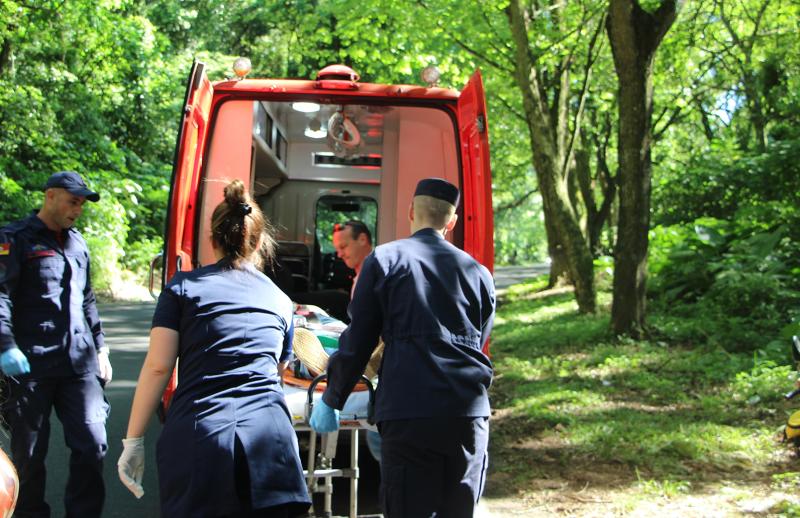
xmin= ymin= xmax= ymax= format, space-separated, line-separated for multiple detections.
xmin=487 ymin=276 xmax=796 ymax=499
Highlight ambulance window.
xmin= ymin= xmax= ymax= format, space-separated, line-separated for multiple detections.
xmin=315 ymin=196 xmax=377 ymax=254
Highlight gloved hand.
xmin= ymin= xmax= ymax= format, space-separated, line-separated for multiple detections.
xmin=0 ymin=348 xmax=30 ymax=376
xmin=118 ymin=437 xmax=145 ymax=499
xmin=310 ymin=400 xmax=340 ymax=434
xmin=97 ymin=348 xmax=113 ymax=384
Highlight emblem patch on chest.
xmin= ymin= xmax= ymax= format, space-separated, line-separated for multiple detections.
xmin=27 ymin=244 xmax=56 ymax=259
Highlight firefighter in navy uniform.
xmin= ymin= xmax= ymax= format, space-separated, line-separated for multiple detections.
xmin=0 ymin=171 xmax=112 ymax=518
xmin=310 ymin=178 xmax=496 ymax=517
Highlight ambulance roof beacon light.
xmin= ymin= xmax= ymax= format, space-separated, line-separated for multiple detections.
xmin=316 ymin=64 xmax=360 ymax=82
xmin=232 ymin=57 xmax=251 ymax=79
xmin=421 ymin=65 xmax=441 ymax=88
xmin=316 ymin=64 xmax=361 ymax=90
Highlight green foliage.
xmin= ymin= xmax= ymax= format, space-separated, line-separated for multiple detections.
xmin=121 ymin=236 xmax=164 ymax=282
xmin=490 ymin=277 xmax=793 ymax=500
xmin=648 ymin=199 xmax=798 ymax=352
xmin=655 ymin=139 xmax=800 ymax=226
xmin=80 ymin=190 xmax=129 ymax=293
xmin=1 ymin=0 xmax=798 ymax=302
xmin=731 ymin=358 xmax=793 ymax=405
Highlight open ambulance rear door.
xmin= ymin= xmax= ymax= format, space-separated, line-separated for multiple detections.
xmin=458 ymin=70 xmax=494 ymax=273
xmin=159 ymin=61 xmax=213 ymax=414
xmin=164 ymin=61 xmax=213 ymax=280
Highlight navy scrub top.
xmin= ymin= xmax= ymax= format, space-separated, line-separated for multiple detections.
xmin=152 ymin=259 xmax=310 ymax=516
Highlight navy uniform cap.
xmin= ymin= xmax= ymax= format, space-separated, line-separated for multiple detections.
xmin=413 ymin=178 xmax=460 ymax=207
xmin=45 ymin=171 xmax=100 ymax=202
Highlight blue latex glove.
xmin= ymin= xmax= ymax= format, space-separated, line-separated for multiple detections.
xmin=0 ymin=348 xmax=30 ymax=376
xmin=310 ymin=400 xmax=340 ymax=434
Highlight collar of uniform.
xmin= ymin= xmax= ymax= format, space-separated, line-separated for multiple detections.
xmin=411 ymin=227 xmax=444 ymax=240
xmin=214 ymin=257 xmax=259 ymax=272
xmin=24 ymin=212 xmax=49 ymax=233
xmin=25 ymin=212 xmax=75 ymax=240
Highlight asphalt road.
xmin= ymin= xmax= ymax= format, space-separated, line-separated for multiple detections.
xmin=2 ymin=301 xmax=380 ymax=518
xmin=2 ymin=265 xmax=545 ymax=517
xmin=493 ymin=263 xmax=549 ymax=289
xmin=0 ymin=302 xmax=163 ymax=517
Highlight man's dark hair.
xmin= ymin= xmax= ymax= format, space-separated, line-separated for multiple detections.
xmin=334 ymin=220 xmax=372 ymax=245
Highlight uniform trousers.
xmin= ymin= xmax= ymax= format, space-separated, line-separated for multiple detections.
xmin=2 ymin=373 xmax=108 ymax=518
xmin=379 ymin=416 xmax=489 ymax=518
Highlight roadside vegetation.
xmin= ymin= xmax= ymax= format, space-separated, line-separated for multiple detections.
xmin=486 ymin=268 xmax=800 ymax=515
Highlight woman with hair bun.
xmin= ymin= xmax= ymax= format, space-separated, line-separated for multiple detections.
xmin=118 ymin=180 xmax=310 ymax=517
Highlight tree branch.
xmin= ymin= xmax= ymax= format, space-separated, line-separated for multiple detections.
xmin=559 ymin=12 xmax=606 ymax=180
xmin=496 ymin=188 xmax=539 ymax=212
xmin=495 ymin=93 xmax=528 ymax=124
xmin=415 ymin=0 xmax=515 ymax=74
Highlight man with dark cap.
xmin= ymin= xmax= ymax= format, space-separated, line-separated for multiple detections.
xmin=310 ymin=177 xmax=496 ymax=517
xmin=0 ymin=171 xmax=111 ymax=518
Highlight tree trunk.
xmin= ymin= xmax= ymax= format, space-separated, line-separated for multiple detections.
xmin=607 ymin=0 xmax=680 ymax=336
xmin=543 ymin=204 xmax=572 ymax=287
xmin=0 ymin=35 xmax=12 ymax=77
xmin=507 ymin=0 xmax=597 ymax=313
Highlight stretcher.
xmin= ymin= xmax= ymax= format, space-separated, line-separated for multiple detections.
xmin=283 ymin=372 xmax=375 ymax=518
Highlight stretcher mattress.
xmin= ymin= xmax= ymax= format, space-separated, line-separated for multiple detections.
xmin=283 ymin=382 xmax=377 ymax=432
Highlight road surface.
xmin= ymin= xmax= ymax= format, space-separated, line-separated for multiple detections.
xmin=493 ymin=264 xmax=549 ymax=290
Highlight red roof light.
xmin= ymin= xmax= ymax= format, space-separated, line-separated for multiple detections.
xmin=316 ymin=64 xmax=360 ymax=82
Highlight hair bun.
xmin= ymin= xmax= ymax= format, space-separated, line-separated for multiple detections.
xmin=223 ymin=179 xmax=246 ymax=205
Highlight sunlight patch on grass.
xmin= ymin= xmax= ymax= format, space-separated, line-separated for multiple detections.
xmin=564 ymin=414 xmax=775 ymax=473
xmin=511 ymin=388 xmax=607 ymax=416
xmin=494 ymin=297 xmax=580 ymax=327
xmin=635 ymin=473 xmax=692 ymax=498
xmin=504 ymin=277 xmax=550 ymax=298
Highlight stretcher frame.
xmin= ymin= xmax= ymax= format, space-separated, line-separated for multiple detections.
xmin=287 ymin=374 xmax=375 ymax=518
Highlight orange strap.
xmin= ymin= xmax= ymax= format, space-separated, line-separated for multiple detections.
xmin=282 ymin=370 xmax=368 ymax=392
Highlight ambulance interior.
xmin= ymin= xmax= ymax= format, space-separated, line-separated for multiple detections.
xmin=196 ymin=99 xmax=460 ymax=320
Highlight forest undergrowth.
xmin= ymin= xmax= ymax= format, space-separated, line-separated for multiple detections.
xmin=482 ymin=277 xmax=800 ymax=517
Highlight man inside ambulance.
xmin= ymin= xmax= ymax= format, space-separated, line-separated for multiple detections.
xmin=332 ymin=220 xmax=372 ymax=295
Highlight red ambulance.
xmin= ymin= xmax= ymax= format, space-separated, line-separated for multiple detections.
xmin=156 ymin=59 xmax=494 ymax=405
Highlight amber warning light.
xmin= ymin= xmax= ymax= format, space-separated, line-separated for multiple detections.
xmin=232 ymin=57 xmax=252 ymax=79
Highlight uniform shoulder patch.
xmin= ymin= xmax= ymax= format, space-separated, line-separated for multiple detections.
xmin=0 ymin=243 xmax=9 ymax=256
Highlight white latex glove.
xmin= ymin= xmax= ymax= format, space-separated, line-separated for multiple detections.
xmin=98 ymin=348 xmax=113 ymax=384
xmin=118 ymin=437 xmax=145 ymax=499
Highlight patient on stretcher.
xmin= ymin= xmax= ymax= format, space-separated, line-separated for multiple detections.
xmin=281 ymin=304 xmax=379 ymax=430
xmin=286 ymin=303 xmax=383 ymax=383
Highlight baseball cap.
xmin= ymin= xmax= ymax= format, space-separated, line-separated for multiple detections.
xmin=44 ymin=171 xmax=100 ymax=202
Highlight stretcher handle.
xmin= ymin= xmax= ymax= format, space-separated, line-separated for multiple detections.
xmin=306 ymin=373 xmax=376 ymax=425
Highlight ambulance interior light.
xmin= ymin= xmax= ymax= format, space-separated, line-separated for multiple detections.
xmin=292 ymin=102 xmax=321 ymax=113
